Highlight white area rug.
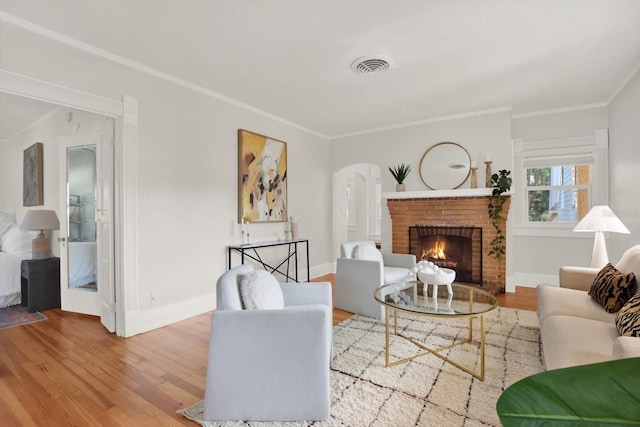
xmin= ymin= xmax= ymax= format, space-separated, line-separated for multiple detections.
xmin=179 ymin=307 xmax=543 ymax=426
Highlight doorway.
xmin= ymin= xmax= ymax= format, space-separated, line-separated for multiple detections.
xmin=1 ymin=70 xmax=137 ymax=336
xmin=333 ymin=164 xmax=382 ymax=258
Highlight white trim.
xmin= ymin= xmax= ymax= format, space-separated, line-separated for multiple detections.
xmin=117 ymin=96 xmax=139 ymax=337
xmin=126 ymin=293 xmax=216 ymax=336
xmin=511 ymin=103 xmax=608 ymax=119
xmin=606 ymin=63 xmax=640 ymax=105
xmin=330 ymin=106 xmax=513 ymax=140
xmin=512 ymin=130 xmax=609 ymax=237
xmin=510 ymin=272 xmax=558 ymax=290
xmin=383 ymin=188 xmax=507 ymax=200
xmin=0 ymin=69 xmax=121 ymax=116
xmin=0 ymin=12 xmax=327 ymax=140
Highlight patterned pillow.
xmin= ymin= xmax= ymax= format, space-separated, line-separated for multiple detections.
xmin=588 ymin=263 xmax=637 ymax=313
xmin=616 ymin=293 xmax=640 ymax=337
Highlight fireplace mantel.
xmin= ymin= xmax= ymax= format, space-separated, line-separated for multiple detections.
xmin=384 ymin=188 xmax=513 ymax=200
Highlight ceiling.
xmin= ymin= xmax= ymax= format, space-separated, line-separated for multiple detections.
xmin=1 ymin=0 xmax=639 ymax=140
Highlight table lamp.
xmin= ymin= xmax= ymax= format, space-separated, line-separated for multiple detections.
xmin=573 ymin=205 xmax=629 ymax=268
xmin=20 ymin=209 xmax=60 ymax=260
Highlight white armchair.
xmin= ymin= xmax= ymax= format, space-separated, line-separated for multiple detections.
xmin=335 ymin=240 xmax=416 ymax=320
xmin=204 ymin=264 xmax=332 ymax=421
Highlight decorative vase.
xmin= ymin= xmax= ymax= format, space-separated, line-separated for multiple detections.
xmin=470 ymin=167 xmax=478 ymax=188
xmin=396 ymin=183 xmax=405 ymax=192
xmin=485 ymin=161 xmax=493 ymax=188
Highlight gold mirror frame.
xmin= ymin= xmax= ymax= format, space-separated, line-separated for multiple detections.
xmin=419 ymin=142 xmax=471 ymax=190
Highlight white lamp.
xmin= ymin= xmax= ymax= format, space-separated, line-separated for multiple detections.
xmin=573 ymin=205 xmax=630 ymax=268
xmin=20 ymin=210 xmax=60 ymax=260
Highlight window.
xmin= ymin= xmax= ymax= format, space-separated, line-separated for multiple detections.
xmin=526 ymin=165 xmax=590 ymax=222
xmin=513 ymin=130 xmax=608 ymax=236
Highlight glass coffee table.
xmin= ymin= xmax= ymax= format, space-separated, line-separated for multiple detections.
xmin=374 ymin=281 xmax=498 ymax=381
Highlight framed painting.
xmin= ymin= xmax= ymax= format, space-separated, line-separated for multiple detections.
xmin=238 ymin=129 xmax=287 ymax=223
xmin=23 ymin=142 xmax=44 ymax=206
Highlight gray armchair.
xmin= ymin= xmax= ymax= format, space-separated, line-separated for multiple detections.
xmin=204 ymin=264 xmax=332 ymax=421
xmin=334 ymin=240 xmax=416 ymax=320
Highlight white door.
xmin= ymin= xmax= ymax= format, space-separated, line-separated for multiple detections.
xmin=59 ymin=124 xmax=115 ymax=331
xmin=97 ymin=118 xmax=116 ymax=331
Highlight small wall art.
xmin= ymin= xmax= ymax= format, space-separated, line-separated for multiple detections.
xmin=238 ymin=129 xmax=287 ymax=223
xmin=23 ymin=142 xmax=44 ymax=206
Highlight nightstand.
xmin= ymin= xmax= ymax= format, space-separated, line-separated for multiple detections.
xmin=21 ymin=257 xmax=61 ymax=313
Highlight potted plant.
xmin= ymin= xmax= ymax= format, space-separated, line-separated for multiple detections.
xmin=389 ymin=163 xmax=411 ymax=192
xmin=487 ymin=169 xmax=512 ymax=260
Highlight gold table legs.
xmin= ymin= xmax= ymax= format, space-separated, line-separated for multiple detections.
xmin=384 ymin=307 xmax=487 ymax=381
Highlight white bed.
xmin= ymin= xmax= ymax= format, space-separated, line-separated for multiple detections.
xmin=0 ymin=212 xmax=37 ymax=307
xmin=0 ymin=251 xmax=31 ymax=307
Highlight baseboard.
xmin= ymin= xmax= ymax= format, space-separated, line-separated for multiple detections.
xmin=124 ymin=292 xmax=215 ymax=337
xmin=309 ymin=262 xmax=335 ymax=279
xmin=507 ymin=272 xmax=558 ymax=293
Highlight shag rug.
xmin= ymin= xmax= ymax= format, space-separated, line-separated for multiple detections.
xmin=179 ymin=307 xmax=543 ymax=426
xmin=0 ymin=305 xmax=47 ymax=329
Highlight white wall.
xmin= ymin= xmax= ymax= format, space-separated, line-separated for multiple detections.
xmin=608 ymin=70 xmax=640 ymax=258
xmin=510 ymin=107 xmax=609 ymax=286
xmin=330 ymin=110 xmax=513 ymax=253
xmin=510 ymin=87 xmax=640 ymax=287
xmin=0 ymin=23 xmax=333 ymax=335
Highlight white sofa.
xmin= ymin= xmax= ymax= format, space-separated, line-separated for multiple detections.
xmin=536 ymin=245 xmax=640 ymax=370
xmin=335 ymin=240 xmax=416 ymax=320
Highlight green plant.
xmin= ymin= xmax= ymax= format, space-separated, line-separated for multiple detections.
xmin=388 ymin=163 xmax=412 ymax=184
xmin=487 ymin=169 xmax=512 ymax=260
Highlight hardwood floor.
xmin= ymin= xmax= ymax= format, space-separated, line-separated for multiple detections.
xmin=0 ymin=278 xmax=537 ymax=426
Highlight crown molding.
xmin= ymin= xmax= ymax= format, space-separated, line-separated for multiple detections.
xmin=0 ymin=12 xmax=328 ymax=140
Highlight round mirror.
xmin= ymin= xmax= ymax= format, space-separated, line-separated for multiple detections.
xmin=419 ymin=142 xmax=471 ymax=190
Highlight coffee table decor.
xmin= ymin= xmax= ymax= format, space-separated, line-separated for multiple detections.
xmin=415 ymin=260 xmax=455 ymax=309
xmin=374 ymin=281 xmax=498 ymax=381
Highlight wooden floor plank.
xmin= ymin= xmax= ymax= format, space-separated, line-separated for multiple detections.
xmin=0 ymin=275 xmax=537 ymax=426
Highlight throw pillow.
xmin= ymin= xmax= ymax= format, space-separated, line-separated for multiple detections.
xmin=352 ymin=244 xmax=384 ymax=263
xmin=1 ymin=224 xmax=37 ymax=254
xmin=616 ymin=292 xmax=640 ymax=337
xmin=239 ymin=270 xmax=284 ymax=310
xmin=588 ymin=263 xmax=637 ymax=313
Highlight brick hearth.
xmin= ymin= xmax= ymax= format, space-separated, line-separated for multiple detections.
xmin=387 ymin=195 xmax=511 ymax=289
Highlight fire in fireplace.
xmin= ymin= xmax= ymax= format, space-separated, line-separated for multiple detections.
xmin=409 ymin=226 xmax=482 ymax=284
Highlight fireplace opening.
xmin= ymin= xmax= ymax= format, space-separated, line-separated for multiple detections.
xmin=409 ymin=226 xmax=482 ymax=284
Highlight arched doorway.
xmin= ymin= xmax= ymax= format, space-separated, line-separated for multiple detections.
xmin=332 ymin=164 xmax=382 ymax=258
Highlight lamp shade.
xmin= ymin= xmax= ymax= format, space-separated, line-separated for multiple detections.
xmin=573 ymin=205 xmax=630 ymax=234
xmin=20 ymin=209 xmax=60 ymax=231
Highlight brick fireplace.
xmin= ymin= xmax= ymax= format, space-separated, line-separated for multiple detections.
xmin=386 ymin=191 xmax=511 ymax=289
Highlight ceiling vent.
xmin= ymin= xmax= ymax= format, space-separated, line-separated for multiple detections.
xmin=350 ymin=55 xmax=394 ymax=75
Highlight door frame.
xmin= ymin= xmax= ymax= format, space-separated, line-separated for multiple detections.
xmin=0 ymin=70 xmax=138 ymax=337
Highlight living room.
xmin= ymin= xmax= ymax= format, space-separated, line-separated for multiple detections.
xmin=1 ymin=1 xmax=639 ymax=425
xmin=2 ymin=1 xmax=639 ymax=338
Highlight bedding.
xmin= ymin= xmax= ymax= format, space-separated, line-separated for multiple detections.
xmin=0 ymin=212 xmax=37 ymax=307
xmin=0 ymin=251 xmax=31 ymax=307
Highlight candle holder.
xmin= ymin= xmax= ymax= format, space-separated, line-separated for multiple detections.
xmin=485 ymin=161 xmax=493 ymax=188
xmin=470 ymin=166 xmax=478 ymax=188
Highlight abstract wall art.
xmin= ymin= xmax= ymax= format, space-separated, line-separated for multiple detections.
xmin=23 ymin=142 xmax=44 ymax=206
xmin=238 ymin=129 xmax=287 ymax=223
